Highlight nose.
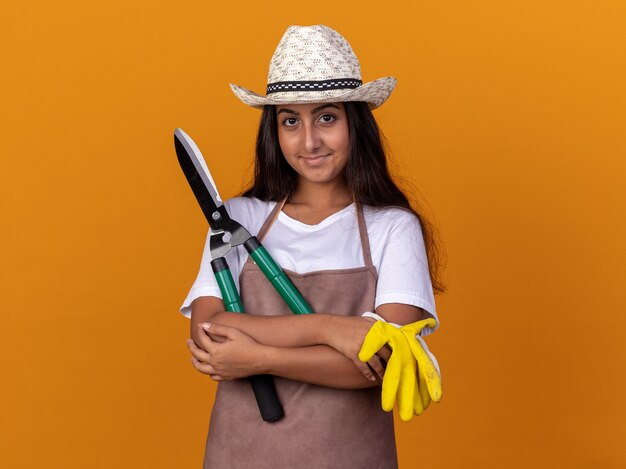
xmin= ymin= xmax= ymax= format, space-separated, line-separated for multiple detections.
xmin=303 ymin=121 xmax=322 ymax=154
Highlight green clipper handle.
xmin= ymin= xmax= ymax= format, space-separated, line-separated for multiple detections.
xmin=211 ymin=258 xmax=244 ymax=313
xmin=244 ymin=237 xmax=314 ymax=315
xmin=209 ymin=257 xmax=284 ymax=423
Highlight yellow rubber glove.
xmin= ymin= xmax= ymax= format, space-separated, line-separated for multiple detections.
xmin=412 ymin=373 xmax=425 ymax=416
xmin=400 ymin=319 xmax=443 ymax=404
xmin=358 ymin=321 xmax=417 ymax=422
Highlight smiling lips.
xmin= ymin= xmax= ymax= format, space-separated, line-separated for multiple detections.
xmin=301 ymin=154 xmax=331 ymax=166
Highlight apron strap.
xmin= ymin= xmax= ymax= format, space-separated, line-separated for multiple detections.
xmin=250 ymin=197 xmax=373 ymax=269
xmin=355 ymin=202 xmax=374 ymax=268
xmin=257 ymin=198 xmax=287 ymax=243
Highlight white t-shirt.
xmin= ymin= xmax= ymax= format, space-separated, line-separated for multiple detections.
xmin=180 ymin=197 xmax=439 ymax=335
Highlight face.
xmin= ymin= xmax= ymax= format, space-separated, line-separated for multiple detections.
xmin=275 ymin=102 xmax=350 ymax=187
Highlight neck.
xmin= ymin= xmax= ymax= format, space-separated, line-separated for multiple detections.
xmin=289 ymin=179 xmax=353 ymax=209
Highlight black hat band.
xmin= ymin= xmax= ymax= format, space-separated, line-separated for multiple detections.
xmin=266 ymin=78 xmax=362 ymax=94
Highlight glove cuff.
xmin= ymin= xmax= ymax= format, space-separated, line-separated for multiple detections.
xmin=361 ymin=311 xmax=402 ymax=328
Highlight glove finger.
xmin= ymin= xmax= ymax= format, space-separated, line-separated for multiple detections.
xmin=415 ymin=345 xmax=442 ymax=403
xmin=413 ymin=375 xmax=425 ymax=416
xmin=381 ymin=352 xmax=401 ymax=412
xmin=358 ymin=322 xmax=389 ymax=362
xmin=402 ymin=330 xmax=443 ymax=402
xmin=416 ymin=334 xmax=441 ymax=375
xmin=395 ymin=336 xmax=416 ymax=422
xmin=401 ymin=318 xmax=437 ymax=336
xmin=417 ymin=365 xmax=431 ymax=411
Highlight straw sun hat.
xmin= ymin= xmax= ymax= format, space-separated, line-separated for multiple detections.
xmin=229 ymin=24 xmax=397 ymax=110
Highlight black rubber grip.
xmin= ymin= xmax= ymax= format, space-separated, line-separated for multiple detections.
xmin=250 ymin=375 xmax=284 ymax=422
xmin=243 ymin=236 xmax=261 ymax=252
xmin=211 ymin=257 xmax=228 ymax=272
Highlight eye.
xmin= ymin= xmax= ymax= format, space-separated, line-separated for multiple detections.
xmin=282 ymin=117 xmax=299 ymax=127
xmin=319 ymin=114 xmax=336 ymax=124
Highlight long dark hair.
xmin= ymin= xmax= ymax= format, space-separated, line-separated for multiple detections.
xmin=241 ymin=101 xmax=446 ymax=294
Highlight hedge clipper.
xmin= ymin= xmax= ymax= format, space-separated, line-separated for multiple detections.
xmin=174 ymin=128 xmax=314 ymax=423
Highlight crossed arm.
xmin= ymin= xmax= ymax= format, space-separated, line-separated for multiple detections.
xmin=188 ymin=296 xmax=424 ymax=390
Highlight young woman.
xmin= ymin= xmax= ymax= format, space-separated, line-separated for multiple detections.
xmin=180 ymin=25 xmax=445 ymax=469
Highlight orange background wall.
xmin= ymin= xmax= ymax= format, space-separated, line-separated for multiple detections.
xmin=2 ymin=1 xmax=625 ymax=467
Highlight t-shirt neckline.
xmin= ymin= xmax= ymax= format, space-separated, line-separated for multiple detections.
xmin=278 ymin=202 xmax=355 ymax=230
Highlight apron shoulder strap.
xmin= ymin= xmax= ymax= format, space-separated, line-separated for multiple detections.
xmin=356 ymin=203 xmax=374 ymax=268
xmin=256 ymin=198 xmax=287 ymax=242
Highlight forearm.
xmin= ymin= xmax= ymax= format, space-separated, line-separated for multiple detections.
xmin=191 ymin=292 xmax=427 ymax=350
xmin=210 ymin=311 xmax=341 ymax=346
xmin=259 ymin=344 xmax=381 ymax=389
xmin=190 ymin=296 xmax=354 ymax=348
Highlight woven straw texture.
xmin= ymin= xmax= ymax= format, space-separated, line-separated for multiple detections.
xmin=229 ymin=24 xmax=396 ymax=110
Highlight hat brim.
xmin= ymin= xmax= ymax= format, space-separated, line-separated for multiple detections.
xmin=229 ymin=77 xmax=397 ymax=110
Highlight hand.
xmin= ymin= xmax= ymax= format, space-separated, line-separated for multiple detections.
xmin=359 ymin=318 xmax=442 ymax=421
xmin=324 ymin=315 xmax=386 ymax=382
xmin=359 ymin=321 xmax=418 ymax=421
xmin=187 ymin=323 xmax=265 ymax=381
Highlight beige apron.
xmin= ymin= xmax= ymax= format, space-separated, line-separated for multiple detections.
xmin=203 ymin=200 xmax=398 ymax=469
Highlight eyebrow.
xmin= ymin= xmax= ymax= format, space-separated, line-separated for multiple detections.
xmin=276 ymin=103 xmax=341 ymax=116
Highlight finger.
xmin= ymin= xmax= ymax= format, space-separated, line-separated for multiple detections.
xmin=208 ymin=332 xmax=227 ymax=344
xmin=187 ymin=337 xmax=209 ymax=355
xmin=196 ymin=324 xmax=217 ymax=351
xmin=381 ymin=352 xmax=401 ymax=412
xmin=210 ymin=375 xmax=224 ymax=382
xmin=354 ymin=358 xmax=377 ymax=382
xmin=191 ymin=356 xmax=215 ymax=375
xmin=416 ymin=334 xmax=441 ymax=375
xmin=358 ymin=322 xmax=390 ymax=362
xmin=396 ymin=340 xmax=416 ymax=422
xmin=413 ymin=375 xmax=425 ymax=416
xmin=398 ymin=369 xmax=416 ymax=421
xmin=377 ymin=344 xmax=392 ymax=362
xmin=412 ymin=335 xmax=442 ymax=402
xmin=417 ymin=366 xmax=431 ymax=411
xmin=402 ymin=330 xmax=442 ymax=402
xmin=367 ymin=356 xmax=386 ymax=380
xmin=401 ymin=318 xmax=437 ymax=337
xmin=187 ymin=339 xmax=211 ymax=363
xmin=202 ymin=322 xmax=240 ymax=341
